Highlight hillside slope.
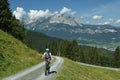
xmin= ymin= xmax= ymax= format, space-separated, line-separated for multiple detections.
xmin=24 ymin=30 xmax=63 ymax=52
xmin=56 ymin=58 xmax=120 ymax=80
xmin=0 ymin=30 xmax=42 ymax=79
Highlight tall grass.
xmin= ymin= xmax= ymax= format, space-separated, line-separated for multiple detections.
xmin=56 ymin=58 xmax=120 ymax=80
xmin=0 ymin=30 xmax=42 ymax=79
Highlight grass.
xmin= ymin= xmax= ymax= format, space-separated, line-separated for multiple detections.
xmin=55 ymin=58 xmax=120 ymax=80
xmin=0 ymin=30 xmax=42 ymax=79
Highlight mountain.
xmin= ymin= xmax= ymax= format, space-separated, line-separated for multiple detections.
xmin=0 ymin=29 xmax=41 ymax=79
xmin=25 ymin=13 xmax=82 ymax=30
xmin=25 ymin=13 xmax=120 ymax=51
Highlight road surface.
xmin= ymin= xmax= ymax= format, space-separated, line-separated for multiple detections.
xmin=3 ymin=56 xmax=64 ymax=80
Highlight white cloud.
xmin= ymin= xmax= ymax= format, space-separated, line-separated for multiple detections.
xmin=109 ymin=18 xmax=114 ymax=22
xmin=54 ymin=11 xmax=59 ymax=14
xmin=86 ymin=1 xmax=120 ymax=18
xmin=103 ymin=21 xmax=110 ymax=25
xmin=80 ymin=16 xmax=84 ymax=19
xmin=97 ymin=20 xmax=112 ymax=25
xmin=60 ymin=7 xmax=76 ymax=15
xmin=13 ymin=7 xmax=76 ymax=23
xmin=97 ymin=23 xmax=103 ymax=25
xmin=92 ymin=15 xmax=103 ymax=20
xmin=60 ymin=7 xmax=71 ymax=14
xmin=115 ymin=19 xmax=120 ymax=25
xmin=96 ymin=18 xmax=115 ymax=25
xmin=13 ymin=7 xmax=26 ymax=20
xmin=86 ymin=21 xmax=89 ymax=24
xmin=13 ymin=7 xmax=52 ymax=23
xmin=27 ymin=9 xmax=52 ymax=23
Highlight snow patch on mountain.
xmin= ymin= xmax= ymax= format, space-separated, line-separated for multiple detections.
xmin=49 ymin=14 xmax=81 ymax=26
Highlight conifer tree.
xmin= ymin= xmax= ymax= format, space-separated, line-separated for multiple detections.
xmin=48 ymin=40 xmax=58 ymax=55
xmin=0 ymin=0 xmax=12 ymax=32
xmin=114 ymin=46 xmax=120 ymax=68
xmin=71 ymin=40 xmax=79 ymax=61
xmin=79 ymin=47 xmax=85 ymax=62
xmin=88 ymin=47 xmax=100 ymax=65
xmin=0 ymin=0 xmax=26 ymax=41
xmin=59 ymin=40 xmax=70 ymax=56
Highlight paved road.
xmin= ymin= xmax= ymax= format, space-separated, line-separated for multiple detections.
xmin=76 ymin=62 xmax=120 ymax=71
xmin=3 ymin=56 xmax=64 ymax=80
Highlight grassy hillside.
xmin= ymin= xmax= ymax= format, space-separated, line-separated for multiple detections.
xmin=24 ymin=30 xmax=63 ymax=52
xmin=0 ymin=30 xmax=42 ymax=79
xmin=56 ymin=58 xmax=120 ymax=80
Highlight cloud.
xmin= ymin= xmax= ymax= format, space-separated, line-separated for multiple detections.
xmin=86 ymin=21 xmax=89 ymax=24
xmin=13 ymin=7 xmax=26 ymax=20
xmin=87 ymin=1 xmax=120 ymax=17
xmin=80 ymin=16 xmax=84 ymax=19
xmin=102 ymin=18 xmax=120 ymax=26
xmin=27 ymin=7 xmax=76 ymax=23
xmin=60 ymin=7 xmax=71 ymax=14
xmin=54 ymin=11 xmax=59 ymax=14
xmin=109 ymin=18 xmax=114 ymax=22
xmin=96 ymin=19 xmax=113 ymax=25
xmin=13 ymin=7 xmax=77 ymax=23
xmin=115 ymin=19 xmax=120 ymax=25
xmin=102 ymin=19 xmax=120 ymax=26
xmin=103 ymin=21 xmax=110 ymax=25
xmin=60 ymin=7 xmax=76 ymax=15
xmin=92 ymin=15 xmax=103 ymax=20
xmin=27 ymin=9 xmax=52 ymax=23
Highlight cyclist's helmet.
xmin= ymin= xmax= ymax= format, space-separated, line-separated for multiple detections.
xmin=46 ymin=48 xmax=49 ymax=52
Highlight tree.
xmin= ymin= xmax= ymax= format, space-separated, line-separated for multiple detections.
xmin=87 ymin=47 xmax=100 ymax=65
xmin=48 ymin=40 xmax=58 ymax=55
xmin=71 ymin=40 xmax=79 ymax=61
xmin=11 ymin=16 xmax=26 ymax=40
xmin=114 ymin=46 xmax=120 ymax=68
xmin=79 ymin=47 xmax=85 ymax=62
xmin=99 ymin=51 xmax=113 ymax=67
xmin=0 ymin=0 xmax=12 ymax=32
xmin=59 ymin=40 xmax=70 ymax=57
xmin=59 ymin=39 xmax=80 ymax=61
xmin=0 ymin=0 xmax=26 ymax=41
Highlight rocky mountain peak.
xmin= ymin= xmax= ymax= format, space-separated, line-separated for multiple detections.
xmin=48 ymin=13 xmax=82 ymax=26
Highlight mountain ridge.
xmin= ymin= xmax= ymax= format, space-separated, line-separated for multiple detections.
xmin=25 ymin=14 xmax=120 ymax=51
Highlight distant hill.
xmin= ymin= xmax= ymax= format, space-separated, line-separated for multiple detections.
xmin=25 ymin=13 xmax=120 ymax=51
xmin=24 ymin=30 xmax=114 ymax=57
xmin=24 ymin=30 xmax=63 ymax=52
xmin=0 ymin=30 xmax=41 ymax=79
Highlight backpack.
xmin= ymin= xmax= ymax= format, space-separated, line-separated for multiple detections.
xmin=45 ymin=52 xmax=50 ymax=59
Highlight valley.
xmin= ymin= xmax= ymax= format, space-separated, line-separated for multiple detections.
xmin=25 ymin=13 xmax=120 ymax=51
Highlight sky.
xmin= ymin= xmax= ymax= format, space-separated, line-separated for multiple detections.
xmin=9 ymin=0 xmax=120 ymax=26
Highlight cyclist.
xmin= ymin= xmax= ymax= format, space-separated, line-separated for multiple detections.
xmin=42 ymin=48 xmax=52 ymax=75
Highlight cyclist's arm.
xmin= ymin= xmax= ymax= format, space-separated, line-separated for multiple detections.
xmin=49 ymin=52 xmax=52 ymax=60
xmin=42 ymin=52 xmax=46 ymax=59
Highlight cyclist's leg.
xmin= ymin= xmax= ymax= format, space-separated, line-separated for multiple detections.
xmin=45 ymin=61 xmax=48 ymax=75
xmin=48 ymin=62 xmax=50 ymax=73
